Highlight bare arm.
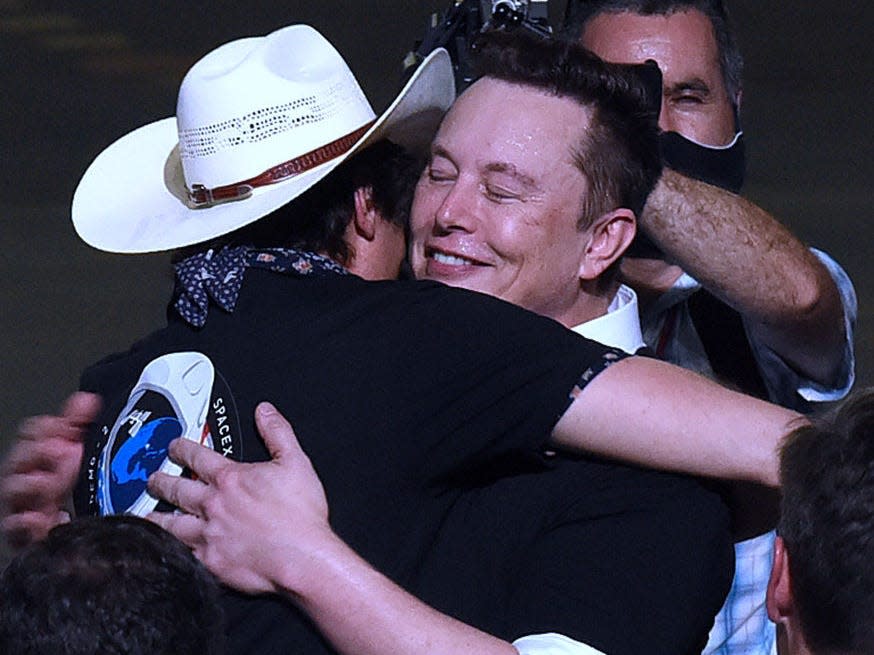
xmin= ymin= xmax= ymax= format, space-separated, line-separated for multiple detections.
xmin=0 ymin=392 xmax=100 ymax=550
xmin=638 ymin=169 xmax=846 ymax=384
xmin=148 ymin=403 xmax=518 ymax=655
xmin=283 ymin=531 xmax=518 ymax=655
xmin=551 ymin=356 xmax=803 ymax=487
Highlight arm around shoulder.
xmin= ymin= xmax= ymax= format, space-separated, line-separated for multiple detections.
xmin=550 ymin=356 xmax=803 ymax=486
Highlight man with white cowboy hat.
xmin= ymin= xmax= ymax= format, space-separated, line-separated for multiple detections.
xmin=70 ymin=22 xmax=447 ymax=264
xmin=2 ymin=22 xmax=803 ymax=655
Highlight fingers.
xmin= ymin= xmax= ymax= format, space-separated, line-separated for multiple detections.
xmin=147 ymin=471 xmax=207 ymax=516
xmin=2 ymin=392 xmax=96 ymax=478
xmin=255 ymin=402 xmax=302 ymax=461
xmin=2 ymin=430 xmax=83 ymax=474
xmin=1 ymin=509 xmax=65 ymax=550
xmin=0 ymin=469 xmax=71 ymax=509
xmin=166 ymin=437 xmax=227 ymax=484
xmin=0 ymin=416 xmax=83 ymax=547
xmin=146 ymin=510 xmax=203 ymax=549
xmin=1 ymin=398 xmax=92 ymax=509
xmin=13 ymin=392 xmax=100 ymax=448
xmin=60 ymin=392 xmax=102 ymax=429
xmin=16 ymin=413 xmax=83 ymax=447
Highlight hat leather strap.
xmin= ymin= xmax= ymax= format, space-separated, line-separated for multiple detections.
xmin=187 ymin=120 xmax=376 ymax=208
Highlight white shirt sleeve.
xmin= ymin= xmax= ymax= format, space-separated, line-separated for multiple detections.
xmin=745 ymin=247 xmax=857 ymax=407
xmin=512 ymin=633 xmax=607 ymax=655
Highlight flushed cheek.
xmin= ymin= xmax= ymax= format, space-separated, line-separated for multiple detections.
xmin=409 ymin=194 xmax=434 ymax=233
xmin=410 ymin=186 xmax=442 ymax=233
xmin=485 ymin=208 xmax=546 ymax=261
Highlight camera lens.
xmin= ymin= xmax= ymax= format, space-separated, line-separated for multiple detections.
xmin=491 ymin=0 xmax=525 ymax=27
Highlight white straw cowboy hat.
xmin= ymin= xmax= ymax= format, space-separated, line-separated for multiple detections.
xmin=72 ymin=24 xmax=454 ymax=253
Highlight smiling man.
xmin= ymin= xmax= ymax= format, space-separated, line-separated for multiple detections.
xmin=3 ymin=26 xmax=803 ymax=655
xmin=410 ymin=78 xmax=625 ymax=327
xmin=409 ymin=31 xmax=660 ymax=350
xmin=400 ymin=31 xmax=736 ymax=653
xmin=137 ymin=32 xmax=741 ymax=655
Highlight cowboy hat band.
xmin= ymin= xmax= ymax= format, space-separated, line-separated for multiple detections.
xmin=186 ymin=120 xmax=375 ymax=208
xmin=72 ymin=24 xmax=454 ymax=254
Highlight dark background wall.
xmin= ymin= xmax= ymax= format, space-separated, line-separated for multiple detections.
xmin=2 ymin=1 xmax=872 ymax=453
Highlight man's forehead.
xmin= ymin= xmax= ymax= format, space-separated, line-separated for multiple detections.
xmin=451 ymin=76 xmax=592 ymax=115
xmin=437 ymin=77 xmax=593 ymax=147
xmin=581 ymin=9 xmax=722 ymax=80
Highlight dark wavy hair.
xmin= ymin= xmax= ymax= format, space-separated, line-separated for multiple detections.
xmin=193 ymin=139 xmax=421 ymax=265
xmin=0 ymin=515 xmax=225 ymax=655
xmin=778 ymin=389 xmax=874 ymax=654
xmin=472 ymin=29 xmax=662 ymax=229
xmin=561 ymin=0 xmax=744 ymax=105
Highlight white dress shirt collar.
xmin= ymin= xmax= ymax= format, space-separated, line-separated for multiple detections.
xmin=571 ymin=284 xmax=645 ymax=354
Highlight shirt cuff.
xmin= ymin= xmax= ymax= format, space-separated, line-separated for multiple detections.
xmin=796 ymin=248 xmax=857 ymax=402
xmin=512 ymin=633 xmax=607 ymax=655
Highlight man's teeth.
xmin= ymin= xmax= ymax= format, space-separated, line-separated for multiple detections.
xmin=432 ymin=251 xmax=474 ymax=266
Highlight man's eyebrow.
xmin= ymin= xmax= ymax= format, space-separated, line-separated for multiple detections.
xmin=430 ymin=144 xmax=452 ymax=161
xmin=429 ymin=144 xmax=542 ymax=191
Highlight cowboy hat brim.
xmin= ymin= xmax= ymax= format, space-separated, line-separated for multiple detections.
xmin=72 ymin=48 xmax=454 ymax=254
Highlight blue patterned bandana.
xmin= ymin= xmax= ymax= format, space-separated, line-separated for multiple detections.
xmin=173 ymin=246 xmax=347 ymax=327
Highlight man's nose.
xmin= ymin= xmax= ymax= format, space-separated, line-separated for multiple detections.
xmin=434 ymin=180 xmax=477 ymax=233
xmin=657 ymin=97 xmax=676 ymax=134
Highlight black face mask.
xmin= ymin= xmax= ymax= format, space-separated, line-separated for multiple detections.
xmin=661 ymin=129 xmax=746 ymax=194
xmin=627 ymin=125 xmax=747 ymax=259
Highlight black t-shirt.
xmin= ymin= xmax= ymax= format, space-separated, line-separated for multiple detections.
xmin=74 ymin=270 xmax=623 ymax=655
xmin=407 ymin=453 xmax=733 ymax=655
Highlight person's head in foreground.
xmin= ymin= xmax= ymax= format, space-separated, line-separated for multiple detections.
xmin=768 ymin=389 xmax=874 ymax=655
xmin=409 ymin=29 xmax=662 ymax=326
xmin=0 ymin=515 xmax=224 ymax=655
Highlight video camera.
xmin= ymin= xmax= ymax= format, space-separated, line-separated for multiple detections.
xmin=405 ymin=0 xmax=552 ymax=93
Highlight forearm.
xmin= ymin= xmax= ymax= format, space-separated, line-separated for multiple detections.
xmin=149 ymin=403 xmax=521 ymax=655
xmin=641 ymin=169 xmax=845 ymax=381
xmin=281 ymin=527 xmax=518 ymax=655
xmin=552 ymin=356 xmax=804 ymax=487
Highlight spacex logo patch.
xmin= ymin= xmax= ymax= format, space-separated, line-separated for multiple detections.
xmin=96 ymin=352 xmax=241 ymax=517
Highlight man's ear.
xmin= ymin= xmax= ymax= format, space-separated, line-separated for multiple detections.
xmin=578 ymin=208 xmax=636 ymax=281
xmin=767 ymin=535 xmax=793 ymax=625
xmin=353 ymin=186 xmax=377 ymax=241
